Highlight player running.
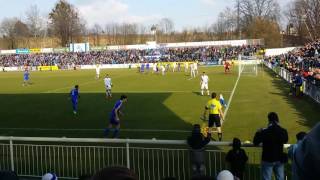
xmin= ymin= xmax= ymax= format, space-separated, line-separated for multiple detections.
xmin=200 ymin=72 xmax=210 ymax=96
xmin=224 ymin=60 xmax=231 ymax=74
xmin=184 ymin=62 xmax=189 ymax=73
xmin=22 ymin=69 xmax=30 ymax=86
xmin=95 ymin=64 xmax=101 ymax=79
xmin=104 ymin=74 xmax=112 ymax=100
xmin=203 ymin=92 xmax=224 ymax=141
xmin=69 ymin=85 xmax=80 ymax=115
xmin=190 ymin=63 xmax=196 ymax=78
xmin=194 ymin=62 xmax=199 ymax=76
xmin=104 ymin=95 xmax=128 ymax=138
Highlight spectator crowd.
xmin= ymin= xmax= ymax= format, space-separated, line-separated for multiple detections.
xmin=265 ymin=39 xmax=320 ymax=86
xmin=0 ymin=45 xmax=259 ymax=69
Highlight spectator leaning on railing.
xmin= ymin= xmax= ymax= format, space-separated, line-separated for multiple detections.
xmin=265 ymin=39 xmax=320 ymax=86
xmin=187 ymin=124 xmax=211 ymax=178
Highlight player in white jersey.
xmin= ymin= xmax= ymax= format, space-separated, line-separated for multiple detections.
xmin=95 ymin=64 xmax=101 ymax=79
xmin=200 ymin=72 xmax=210 ymax=96
xmin=184 ymin=62 xmax=189 ymax=73
xmin=190 ymin=63 xmax=196 ymax=78
xmin=194 ymin=62 xmax=199 ymax=76
xmin=104 ymin=74 xmax=112 ymax=99
xmin=161 ymin=65 xmax=166 ymax=76
xmin=172 ymin=62 xmax=176 ymax=72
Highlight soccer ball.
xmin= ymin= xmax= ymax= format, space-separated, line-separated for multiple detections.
xmin=152 ymin=138 xmax=156 ymax=140
xmin=42 ymin=173 xmax=58 ymax=180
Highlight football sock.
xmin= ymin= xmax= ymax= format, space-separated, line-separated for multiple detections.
xmin=218 ymin=133 xmax=223 ymax=141
xmin=104 ymin=128 xmax=110 ymax=137
xmin=113 ymin=129 xmax=120 ymax=138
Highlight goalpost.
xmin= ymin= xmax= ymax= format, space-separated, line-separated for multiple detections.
xmin=238 ymin=55 xmax=260 ymax=77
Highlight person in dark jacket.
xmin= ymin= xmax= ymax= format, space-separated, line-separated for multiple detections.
xmin=253 ymin=112 xmax=288 ymax=180
xmin=226 ymin=138 xmax=248 ymax=180
xmin=293 ymin=123 xmax=320 ymax=180
xmin=187 ymin=124 xmax=211 ymax=177
xmin=288 ymin=131 xmax=307 ymax=180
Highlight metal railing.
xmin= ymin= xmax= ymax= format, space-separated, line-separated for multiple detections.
xmin=0 ymin=136 xmax=280 ymax=180
xmin=264 ymin=61 xmax=320 ymax=104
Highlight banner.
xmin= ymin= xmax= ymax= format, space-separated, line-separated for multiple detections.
xmin=91 ymin=46 xmax=106 ymax=51
xmin=16 ymin=49 xmax=30 ymax=54
xmin=37 ymin=66 xmax=59 ymax=71
xmin=53 ymin=48 xmax=68 ymax=53
xmin=0 ymin=49 xmax=16 ymax=54
xmin=41 ymin=48 xmax=53 ymax=53
xmin=30 ymin=48 xmax=41 ymax=53
xmin=69 ymin=43 xmax=90 ymax=52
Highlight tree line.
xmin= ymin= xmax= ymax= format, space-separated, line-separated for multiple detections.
xmin=0 ymin=0 xmax=319 ymax=49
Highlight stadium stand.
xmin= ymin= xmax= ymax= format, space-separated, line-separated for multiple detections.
xmin=265 ymin=39 xmax=320 ymax=84
xmin=0 ymin=45 xmax=260 ymax=68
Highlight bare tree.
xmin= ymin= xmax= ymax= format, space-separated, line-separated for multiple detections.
xmin=14 ymin=20 xmax=31 ymax=37
xmin=158 ymin=18 xmax=174 ymax=34
xmin=25 ymin=5 xmax=45 ymax=37
xmin=212 ymin=7 xmax=237 ymax=40
xmin=49 ymin=0 xmax=83 ymax=46
xmin=287 ymin=0 xmax=320 ymax=40
xmin=238 ymin=0 xmax=280 ymax=25
xmin=0 ymin=18 xmax=18 ymax=48
xmin=91 ymin=23 xmax=102 ymax=45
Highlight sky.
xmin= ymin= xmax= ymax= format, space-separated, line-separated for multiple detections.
xmin=0 ymin=0 xmax=293 ymax=31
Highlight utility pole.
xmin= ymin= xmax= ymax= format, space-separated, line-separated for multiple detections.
xmin=237 ymin=0 xmax=242 ymax=39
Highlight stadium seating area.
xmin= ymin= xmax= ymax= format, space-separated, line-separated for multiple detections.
xmin=0 ymin=45 xmax=260 ymax=68
xmin=265 ymin=39 xmax=320 ymax=83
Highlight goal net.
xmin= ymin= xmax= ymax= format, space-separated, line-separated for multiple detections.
xmin=238 ymin=55 xmax=260 ymax=76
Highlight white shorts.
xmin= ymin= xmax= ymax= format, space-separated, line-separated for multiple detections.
xmin=201 ymin=83 xmax=208 ymax=90
xmin=106 ymin=85 xmax=111 ymax=90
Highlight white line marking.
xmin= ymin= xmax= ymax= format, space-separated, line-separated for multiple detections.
xmin=0 ymin=128 xmax=190 ymax=133
xmin=80 ymin=90 xmax=233 ymax=93
xmin=43 ymin=80 xmax=101 ymax=93
xmin=223 ymin=72 xmax=241 ymax=124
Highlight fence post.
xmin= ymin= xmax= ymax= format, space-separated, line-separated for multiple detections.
xmin=9 ymin=137 xmax=14 ymax=171
xmin=126 ymin=140 xmax=130 ymax=169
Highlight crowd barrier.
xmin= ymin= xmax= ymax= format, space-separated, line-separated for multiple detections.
xmin=265 ymin=61 xmax=320 ymax=104
xmin=0 ymin=136 xmax=292 ymax=180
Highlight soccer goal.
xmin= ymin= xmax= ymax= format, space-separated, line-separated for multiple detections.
xmin=238 ymin=55 xmax=260 ymax=76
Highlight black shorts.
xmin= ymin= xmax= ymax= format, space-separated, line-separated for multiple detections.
xmin=208 ymin=114 xmax=221 ymax=127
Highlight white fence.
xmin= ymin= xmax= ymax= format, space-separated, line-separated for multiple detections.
xmin=0 ymin=136 xmax=267 ymax=180
xmin=264 ymin=61 xmax=320 ymax=104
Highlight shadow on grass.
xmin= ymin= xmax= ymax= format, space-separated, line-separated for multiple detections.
xmin=264 ymin=67 xmax=320 ymax=129
xmin=0 ymin=93 xmax=194 ymax=139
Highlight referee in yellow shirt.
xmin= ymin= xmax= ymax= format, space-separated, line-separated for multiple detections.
xmin=203 ymin=92 xmax=224 ymax=141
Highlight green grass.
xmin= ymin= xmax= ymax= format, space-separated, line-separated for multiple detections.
xmin=0 ymin=66 xmax=319 ymax=143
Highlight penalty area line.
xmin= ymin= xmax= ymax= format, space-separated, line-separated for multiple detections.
xmin=80 ymin=90 xmax=233 ymax=93
xmin=43 ymin=80 xmax=101 ymax=93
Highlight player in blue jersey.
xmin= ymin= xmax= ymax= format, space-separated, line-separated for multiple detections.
xmin=69 ymin=85 xmax=80 ymax=115
xmin=104 ymin=95 xmax=128 ymax=138
xmin=22 ymin=69 xmax=30 ymax=86
xmin=146 ymin=63 xmax=150 ymax=73
xmin=140 ymin=63 xmax=145 ymax=73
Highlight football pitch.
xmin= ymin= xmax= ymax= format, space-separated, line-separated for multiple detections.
xmin=0 ymin=66 xmax=319 ymax=143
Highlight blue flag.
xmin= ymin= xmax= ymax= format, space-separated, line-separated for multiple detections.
xmin=220 ymin=94 xmax=227 ymax=108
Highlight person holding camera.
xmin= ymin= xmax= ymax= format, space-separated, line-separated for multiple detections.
xmin=187 ymin=124 xmax=211 ymax=178
xmin=253 ymin=112 xmax=288 ymax=180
